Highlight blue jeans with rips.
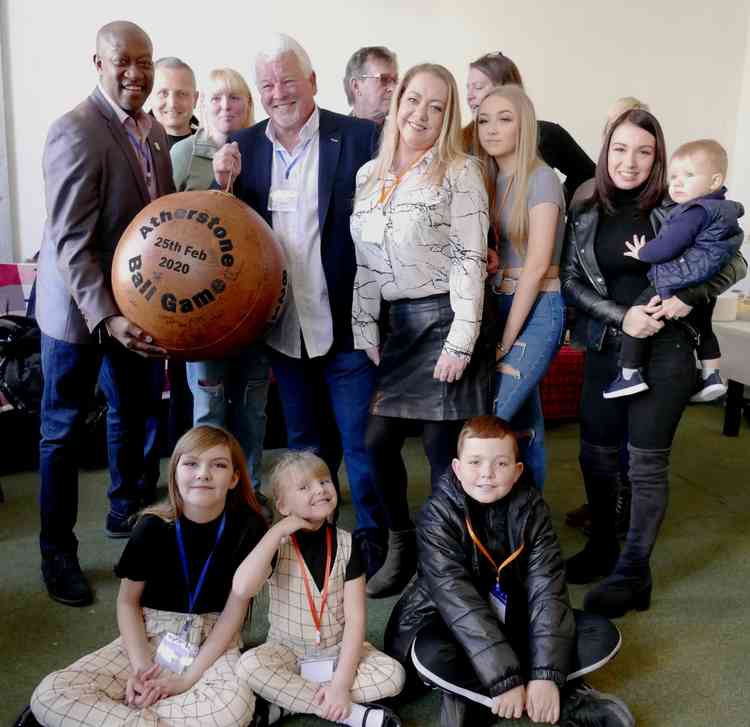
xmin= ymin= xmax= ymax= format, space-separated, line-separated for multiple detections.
xmin=40 ymin=334 xmax=163 ymax=558
xmin=493 ymin=291 xmax=565 ymax=489
xmin=186 ymin=341 xmax=270 ymax=489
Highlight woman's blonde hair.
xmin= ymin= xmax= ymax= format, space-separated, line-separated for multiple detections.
xmin=141 ymin=425 xmax=263 ymax=523
xmin=269 ymin=450 xmax=333 ymax=515
xmin=359 ymin=63 xmax=466 ymax=197
xmin=473 ymin=84 xmax=542 ymax=255
xmin=199 ymin=68 xmax=255 ymax=132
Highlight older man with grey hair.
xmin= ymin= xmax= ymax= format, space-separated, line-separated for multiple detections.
xmin=343 ymin=46 xmax=398 ymax=125
xmin=213 ymin=34 xmax=388 ymax=580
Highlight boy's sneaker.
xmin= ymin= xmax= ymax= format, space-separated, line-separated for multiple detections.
xmin=560 ymin=681 xmax=635 ymax=727
xmin=603 ymin=371 xmax=649 ymax=399
xmin=690 ymin=371 xmax=727 ymax=403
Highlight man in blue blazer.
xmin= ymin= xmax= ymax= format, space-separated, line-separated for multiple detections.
xmin=214 ymin=34 xmax=386 ymax=573
xmin=36 ymin=21 xmax=172 ymax=606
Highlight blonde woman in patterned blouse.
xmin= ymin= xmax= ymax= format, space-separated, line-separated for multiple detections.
xmin=351 ymin=63 xmax=490 ymax=598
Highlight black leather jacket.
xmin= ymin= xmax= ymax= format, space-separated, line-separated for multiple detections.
xmin=561 ymin=199 xmax=747 ymax=350
xmin=384 ymin=472 xmax=574 ymax=696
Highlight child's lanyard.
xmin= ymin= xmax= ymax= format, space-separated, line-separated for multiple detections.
xmin=465 ymin=515 xmax=524 ymax=585
xmin=290 ymin=526 xmax=333 ymax=646
xmin=175 ymin=512 xmax=227 ymax=621
xmin=378 ymin=151 xmax=428 ymax=207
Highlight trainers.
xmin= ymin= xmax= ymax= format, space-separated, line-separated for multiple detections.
xmin=42 ymin=553 xmax=93 ymax=607
xmin=560 ymin=681 xmax=634 ymax=727
xmin=690 ymin=371 xmax=727 ymax=403
xmin=603 ymin=371 xmax=649 ymax=399
xmin=105 ymin=512 xmax=134 ymax=539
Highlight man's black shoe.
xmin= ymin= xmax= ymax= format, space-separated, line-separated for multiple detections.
xmin=105 ymin=512 xmax=134 ymax=539
xmin=42 ymin=553 xmax=93 ymax=607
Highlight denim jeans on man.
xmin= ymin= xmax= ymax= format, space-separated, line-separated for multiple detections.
xmin=269 ymin=346 xmax=385 ymax=534
xmin=494 ymin=291 xmax=565 ymax=489
xmin=186 ymin=342 xmax=270 ymax=489
xmin=40 ymin=333 xmax=163 ymax=558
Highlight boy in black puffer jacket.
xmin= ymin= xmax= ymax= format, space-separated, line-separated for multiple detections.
xmin=385 ymin=415 xmax=634 ymax=727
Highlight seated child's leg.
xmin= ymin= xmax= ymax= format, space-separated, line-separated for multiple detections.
xmin=152 ymin=646 xmax=255 ymax=727
xmin=567 ymin=609 xmax=622 ymax=681
xmin=237 ymin=642 xmax=322 ymax=716
xmin=409 ymin=622 xmax=493 ymax=709
xmin=349 ymin=642 xmax=407 ymax=704
xmin=31 ymin=638 xmax=134 ymax=727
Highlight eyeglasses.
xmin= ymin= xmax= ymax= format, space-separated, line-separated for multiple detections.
xmin=357 ymin=73 xmax=399 ymax=88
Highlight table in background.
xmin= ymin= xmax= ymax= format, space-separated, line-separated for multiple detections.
xmin=714 ymin=319 xmax=750 ymax=436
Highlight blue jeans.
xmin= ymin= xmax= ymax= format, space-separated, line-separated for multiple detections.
xmin=269 ymin=346 xmax=385 ymax=534
xmin=186 ymin=342 xmax=270 ymax=489
xmin=494 ymin=291 xmax=565 ymax=489
xmin=40 ymin=334 xmax=163 ymax=558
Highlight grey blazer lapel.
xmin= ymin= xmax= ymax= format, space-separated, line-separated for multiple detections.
xmin=91 ymin=88 xmax=150 ymax=206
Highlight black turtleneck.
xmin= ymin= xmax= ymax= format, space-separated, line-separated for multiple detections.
xmin=595 ymin=186 xmax=654 ymax=307
xmin=292 ymin=526 xmax=364 ymax=591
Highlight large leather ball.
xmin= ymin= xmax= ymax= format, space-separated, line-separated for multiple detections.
xmin=112 ymin=191 xmax=287 ymax=360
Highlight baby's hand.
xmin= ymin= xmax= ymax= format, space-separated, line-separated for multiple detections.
xmin=491 ymin=684 xmax=526 ymax=719
xmin=314 ymin=682 xmax=352 ymax=722
xmin=624 ymin=234 xmax=647 ymax=259
xmin=526 ymin=679 xmax=560 ymax=724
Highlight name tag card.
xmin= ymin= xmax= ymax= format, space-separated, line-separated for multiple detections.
xmin=299 ymin=656 xmax=337 ymax=683
xmin=269 ymin=189 xmax=299 ymax=212
xmin=488 ymin=582 xmax=508 ymax=624
xmin=361 ymin=213 xmax=386 ymax=244
xmin=155 ymin=631 xmax=199 ymax=674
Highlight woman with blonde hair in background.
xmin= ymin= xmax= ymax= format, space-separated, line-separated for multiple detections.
xmin=351 ymin=63 xmax=491 ymax=598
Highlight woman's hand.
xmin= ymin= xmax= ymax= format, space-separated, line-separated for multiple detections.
xmin=364 ymin=347 xmax=381 ymax=366
xmin=433 ymin=351 xmax=468 ymax=383
xmin=213 ymin=142 xmax=241 ymax=189
xmin=491 ymin=685 xmax=526 ymax=719
xmin=622 ymin=296 xmax=665 ymax=338
xmin=659 ymin=295 xmax=693 ymax=320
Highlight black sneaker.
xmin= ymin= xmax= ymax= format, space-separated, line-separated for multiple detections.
xmin=560 ymin=682 xmax=635 ymax=727
xmin=42 ymin=553 xmax=93 ymax=607
xmin=603 ymin=371 xmax=649 ymax=399
xmin=12 ymin=706 xmax=42 ymax=727
xmin=105 ymin=512 xmax=134 ymax=539
xmin=690 ymin=371 xmax=727 ymax=403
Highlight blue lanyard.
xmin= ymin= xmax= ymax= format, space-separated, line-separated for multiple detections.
xmin=175 ymin=512 xmax=226 ymax=614
xmin=125 ymin=128 xmax=153 ymax=181
xmin=276 ymin=136 xmax=313 ymax=180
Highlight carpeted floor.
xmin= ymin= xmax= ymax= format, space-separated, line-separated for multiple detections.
xmin=1 ymin=404 xmax=748 ymax=726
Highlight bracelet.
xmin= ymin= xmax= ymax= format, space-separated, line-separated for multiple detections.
xmin=498 ymin=343 xmax=508 ymax=354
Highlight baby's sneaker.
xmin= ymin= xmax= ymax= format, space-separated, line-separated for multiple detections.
xmin=690 ymin=370 xmax=727 ymax=403
xmin=603 ymin=370 xmax=649 ymax=399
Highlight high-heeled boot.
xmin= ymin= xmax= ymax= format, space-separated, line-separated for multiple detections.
xmin=565 ymin=441 xmax=621 ymax=585
xmin=365 ymin=529 xmax=417 ymax=598
xmin=584 ymin=445 xmax=670 ymax=617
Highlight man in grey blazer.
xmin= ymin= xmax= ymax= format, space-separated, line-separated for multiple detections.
xmin=36 ymin=21 xmax=173 ymax=606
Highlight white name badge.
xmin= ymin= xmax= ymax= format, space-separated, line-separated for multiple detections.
xmin=488 ymin=582 xmax=508 ymax=624
xmin=299 ymin=656 xmax=337 ymax=683
xmin=361 ymin=213 xmax=386 ymax=244
xmin=268 ymin=189 xmax=299 ymax=212
xmin=155 ymin=631 xmax=199 ymax=674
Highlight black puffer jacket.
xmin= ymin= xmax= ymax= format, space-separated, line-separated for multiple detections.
xmin=384 ymin=472 xmax=574 ymax=696
xmin=561 ymin=199 xmax=747 ymax=351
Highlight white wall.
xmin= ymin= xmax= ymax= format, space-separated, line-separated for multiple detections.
xmin=2 ymin=0 xmax=750 ymax=260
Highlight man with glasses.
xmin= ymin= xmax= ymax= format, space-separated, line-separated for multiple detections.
xmin=343 ymin=46 xmax=398 ymax=125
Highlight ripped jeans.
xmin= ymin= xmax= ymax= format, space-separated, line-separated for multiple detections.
xmin=186 ymin=342 xmax=270 ymax=489
xmin=494 ymin=291 xmax=565 ymax=489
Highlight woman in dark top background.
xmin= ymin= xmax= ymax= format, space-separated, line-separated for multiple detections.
xmin=561 ymin=108 xmax=746 ymax=618
xmin=464 ymin=52 xmax=595 ymax=203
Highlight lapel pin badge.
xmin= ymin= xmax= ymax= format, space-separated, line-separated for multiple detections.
xmin=330 ymin=137 xmax=339 ymax=143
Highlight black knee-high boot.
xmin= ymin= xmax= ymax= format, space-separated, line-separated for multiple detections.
xmin=584 ymin=445 xmax=670 ymax=617
xmin=565 ymin=441 xmax=621 ymax=585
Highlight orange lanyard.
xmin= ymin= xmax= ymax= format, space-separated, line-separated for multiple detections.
xmin=378 ymin=151 xmax=428 ymax=206
xmin=465 ymin=516 xmax=524 ymax=585
xmin=290 ymin=526 xmax=333 ymax=645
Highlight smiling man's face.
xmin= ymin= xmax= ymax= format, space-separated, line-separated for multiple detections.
xmin=95 ymin=27 xmax=154 ymax=114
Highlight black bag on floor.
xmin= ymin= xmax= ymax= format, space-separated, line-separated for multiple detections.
xmin=0 ymin=314 xmax=42 ymax=415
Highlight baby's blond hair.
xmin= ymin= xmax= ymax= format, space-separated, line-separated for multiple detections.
xmin=672 ymin=139 xmax=728 ymax=177
xmin=269 ymin=450 xmax=332 ymax=513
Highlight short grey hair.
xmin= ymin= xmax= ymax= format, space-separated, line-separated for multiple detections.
xmin=154 ymin=57 xmax=197 ymax=89
xmin=343 ymin=46 xmax=397 ymax=105
xmin=253 ymin=33 xmax=313 ymax=83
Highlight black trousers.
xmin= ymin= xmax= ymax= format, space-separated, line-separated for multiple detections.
xmin=619 ymin=286 xmax=719 ymax=369
xmin=409 ymin=610 xmax=621 ymax=703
